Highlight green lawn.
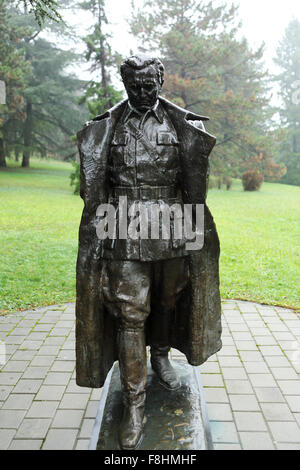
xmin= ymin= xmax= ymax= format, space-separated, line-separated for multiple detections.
xmin=207 ymin=179 xmax=300 ymax=310
xmin=0 ymin=158 xmax=299 ymax=313
xmin=0 ymin=158 xmax=83 ymax=313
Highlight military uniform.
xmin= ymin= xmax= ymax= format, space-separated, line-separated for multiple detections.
xmin=102 ymin=100 xmax=188 ymax=260
xmin=101 ymin=100 xmax=190 ymax=413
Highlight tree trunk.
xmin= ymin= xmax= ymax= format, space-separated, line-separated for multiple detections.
xmin=292 ymin=134 xmax=297 ymax=154
xmin=15 ymin=147 xmax=20 ymax=162
xmin=0 ymin=137 xmax=6 ymax=167
xmin=98 ymin=3 xmax=113 ymax=109
xmin=22 ymin=100 xmax=32 ymax=167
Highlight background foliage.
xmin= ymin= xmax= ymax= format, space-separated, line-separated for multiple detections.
xmin=274 ymin=19 xmax=300 ymax=186
xmin=130 ymin=0 xmax=286 ymax=182
xmin=1 ymin=0 xmax=298 ymax=185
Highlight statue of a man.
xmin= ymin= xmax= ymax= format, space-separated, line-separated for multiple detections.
xmin=75 ymin=54 xmax=222 ymax=450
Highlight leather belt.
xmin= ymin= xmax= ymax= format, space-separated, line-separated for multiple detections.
xmin=111 ymin=186 xmax=177 ymax=201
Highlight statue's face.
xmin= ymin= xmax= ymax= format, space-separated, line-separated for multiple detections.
xmin=123 ymin=66 xmax=161 ymax=112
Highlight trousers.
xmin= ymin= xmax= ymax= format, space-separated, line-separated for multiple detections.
xmin=102 ymin=258 xmax=188 ymax=396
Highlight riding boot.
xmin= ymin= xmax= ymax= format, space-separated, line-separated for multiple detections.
xmin=150 ymin=300 xmax=181 ymax=391
xmin=150 ymin=344 xmax=181 ymax=390
xmin=117 ymin=328 xmax=147 ymax=450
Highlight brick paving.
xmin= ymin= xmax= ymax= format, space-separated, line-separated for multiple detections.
xmin=0 ymin=300 xmax=299 ymax=450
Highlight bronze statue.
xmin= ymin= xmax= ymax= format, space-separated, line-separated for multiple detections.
xmin=75 ymin=54 xmax=222 ymax=450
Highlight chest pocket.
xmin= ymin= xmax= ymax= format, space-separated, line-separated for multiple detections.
xmin=111 ymin=132 xmax=128 ymax=146
xmin=157 ymin=132 xmax=179 ymax=146
xmin=110 ymin=132 xmax=130 ymax=166
xmin=156 ymin=131 xmax=180 ymax=177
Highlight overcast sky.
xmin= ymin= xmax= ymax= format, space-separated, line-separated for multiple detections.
xmin=237 ymin=0 xmax=300 ymax=67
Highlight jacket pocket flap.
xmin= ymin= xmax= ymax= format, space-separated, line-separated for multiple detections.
xmin=157 ymin=132 xmax=179 ymax=145
xmin=111 ymin=132 xmax=128 ymax=146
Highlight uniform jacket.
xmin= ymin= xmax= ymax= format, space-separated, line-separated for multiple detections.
xmin=75 ymin=96 xmax=222 ymax=388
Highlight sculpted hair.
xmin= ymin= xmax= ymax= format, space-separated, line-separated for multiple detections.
xmin=120 ymin=54 xmax=164 ymax=85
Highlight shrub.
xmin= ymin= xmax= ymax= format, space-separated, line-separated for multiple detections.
xmin=242 ymin=170 xmax=264 ymax=191
xmin=208 ymin=175 xmax=217 ymax=189
xmin=70 ymin=161 xmax=80 ymax=195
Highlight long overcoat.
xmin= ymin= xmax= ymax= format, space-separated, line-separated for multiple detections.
xmin=75 ymin=96 xmax=222 ymax=388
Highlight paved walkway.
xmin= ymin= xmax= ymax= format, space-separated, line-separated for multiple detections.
xmin=0 ymin=300 xmax=300 ymax=450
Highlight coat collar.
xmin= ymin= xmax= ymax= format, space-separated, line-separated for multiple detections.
xmin=91 ymin=96 xmax=209 ymax=124
xmin=122 ymin=99 xmax=164 ymax=124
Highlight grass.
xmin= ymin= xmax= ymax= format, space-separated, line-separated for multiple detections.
xmin=0 ymin=158 xmax=83 ymax=313
xmin=0 ymin=158 xmax=299 ymax=313
xmin=207 ymin=179 xmax=300 ymax=310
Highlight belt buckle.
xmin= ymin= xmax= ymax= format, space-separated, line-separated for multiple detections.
xmin=140 ymin=185 xmax=150 ymax=201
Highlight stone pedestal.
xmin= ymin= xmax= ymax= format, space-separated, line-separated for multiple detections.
xmin=89 ymin=360 xmax=213 ymax=450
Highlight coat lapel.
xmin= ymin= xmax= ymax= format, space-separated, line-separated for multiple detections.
xmin=77 ymin=101 xmax=127 ymax=211
xmin=160 ymin=97 xmax=222 ymax=364
xmin=159 ymin=97 xmax=216 ymax=204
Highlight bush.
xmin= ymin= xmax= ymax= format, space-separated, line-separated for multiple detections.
xmin=242 ymin=170 xmax=264 ymax=191
xmin=70 ymin=161 xmax=80 ymax=195
xmin=208 ymin=174 xmax=233 ymax=190
xmin=208 ymin=175 xmax=217 ymax=189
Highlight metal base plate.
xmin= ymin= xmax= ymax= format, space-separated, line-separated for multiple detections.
xmin=91 ymin=360 xmax=213 ymax=450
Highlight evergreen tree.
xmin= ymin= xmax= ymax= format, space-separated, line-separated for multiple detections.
xmin=6 ymin=4 xmax=88 ymax=167
xmin=274 ymin=19 xmax=300 ymax=186
xmin=19 ymin=0 xmax=62 ymax=26
xmin=129 ymin=0 xmax=284 ymax=180
xmin=78 ymin=0 xmax=123 ymax=118
xmin=0 ymin=0 xmax=31 ymax=167
xmin=70 ymin=0 xmax=123 ymax=195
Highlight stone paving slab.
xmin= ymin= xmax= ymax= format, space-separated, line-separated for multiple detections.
xmin=0 ymin=300 xmax=299 ymax=450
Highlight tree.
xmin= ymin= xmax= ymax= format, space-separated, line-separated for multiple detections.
xmin=19 ymin=0 xmax=62 ymax=26
xmin=0 ymin=1 xmax=31 ymax=167
xmin=21 ymin=36 xmax=87 ymax=166
xmin=129 ymin=0 xmax=284 ymax=180
xmin=274 ymin=19 xmax=300 ymax=186
xmin=70 ymin=0 xmax=123 ymax=194
xmin=6 ymin=4 xmax=88 ymax=167
xmin=78 ymin=0 xmax=123 ymax=118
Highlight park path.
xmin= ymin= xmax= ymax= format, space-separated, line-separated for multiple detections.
xmin=0 ymin=300 xmax=300 ymax=450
